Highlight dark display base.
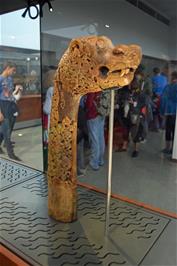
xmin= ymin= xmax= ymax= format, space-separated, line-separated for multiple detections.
xmin=0 ymin=158 xmax=173 ymax=266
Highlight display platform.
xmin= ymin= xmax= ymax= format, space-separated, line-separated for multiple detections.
xmin=0 ymin=158 xmax=41 ymax=192
xmin=0 ymin=158 xmax=175 ymax=266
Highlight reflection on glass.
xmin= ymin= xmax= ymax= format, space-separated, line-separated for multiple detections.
xmin=40 ymin=0 xmax=177 ymax=215
xmin=0 ymin=9 xmax=43 ymax=171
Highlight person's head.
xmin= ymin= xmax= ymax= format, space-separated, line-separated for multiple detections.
xmin=43 ymin=69 xmax=56 ymax=89
xmin=134 ymin=64 xmax=145 ymax=80
xmin=3 ymin=61 xmax=17 ymax=76
xmin=153 ymin=67 xmax=160 ymax=75
xmin=29 ymin=70 xmax=38 ymax=82
xmin=137 ymin=64 xmax=145 ymax=73
xmin=171 ymin=71 xmax=177 ymax=82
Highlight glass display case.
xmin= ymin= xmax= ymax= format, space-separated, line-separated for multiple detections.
xmin=0 ymin=9 xmax=43 ymax=170
xmin=40 ymin=0 xmax=177 ymax=214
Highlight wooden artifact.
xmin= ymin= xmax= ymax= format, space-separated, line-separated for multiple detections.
xmin=48 ymin=36 xmax=142 ymax=222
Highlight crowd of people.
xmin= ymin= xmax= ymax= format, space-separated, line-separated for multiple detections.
xmin=42 ymin=65 xmax=177 ymax=177
xmin=112 ymin=66 xmax=177 ymax=158
xmin=0 ymin=61 xmax=176 ymax=173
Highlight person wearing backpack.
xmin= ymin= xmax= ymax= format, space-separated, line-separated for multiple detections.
xmin=85 ymin=91 xmax=110 ymax=170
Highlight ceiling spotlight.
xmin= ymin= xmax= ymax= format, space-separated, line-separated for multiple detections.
xmin=40 ymin=0 xmax=53 ymax=17
xmin=42 ymin=0 xmax=53 ymax=12
xmin=105 ymin=24 xmax=110 ymax=28
xmin=47 ymin=1 xmax=53 ymax=12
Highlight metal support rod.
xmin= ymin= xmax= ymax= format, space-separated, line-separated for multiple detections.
xmin=105 ymin=89 xmax=115 ymax=237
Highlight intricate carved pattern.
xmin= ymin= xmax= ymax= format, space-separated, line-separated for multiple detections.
xmin=48 ymin=116 xmax=76 ymax=182
xmin=47 ymin=36 xmax=142 ymax=221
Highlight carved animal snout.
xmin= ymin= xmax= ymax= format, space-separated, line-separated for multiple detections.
xmin=113 ymin=44 xmax=141 ymax=59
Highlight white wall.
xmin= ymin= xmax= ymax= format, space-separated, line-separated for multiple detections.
xmin=42 ymin=0 xmax=172 ymax=60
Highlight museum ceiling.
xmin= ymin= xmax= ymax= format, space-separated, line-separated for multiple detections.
xmin=0 ymin=0 xmax=176 ymax=20
xmin=142 ymin=0 xmax=177 ymax=19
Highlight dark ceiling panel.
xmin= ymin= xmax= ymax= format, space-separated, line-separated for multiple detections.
xmin=139 ymin=0 xmax=177 ymax=19
xmin=0 ymin=0 xmax=39 ymax=15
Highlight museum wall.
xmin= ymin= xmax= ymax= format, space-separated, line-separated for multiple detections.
xmin=41 ymin=0 xmax=175 ymax=61
xmin=168 ymin=17 xmax=177 ymax=60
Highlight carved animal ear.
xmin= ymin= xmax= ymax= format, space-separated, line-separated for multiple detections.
xmin=96 ymin=38 xmax=106 ymax=51
xmin=96 ymin=36 xmax=113 ymax=55
xmin=69 ymin=39 xmax=83 ymax=53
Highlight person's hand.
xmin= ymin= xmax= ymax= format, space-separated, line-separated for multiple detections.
xmin=13 ymin=85 xmax=23 ymax=101
xmin=14 ymin=84 xmax=23 ymax=94
xmin=133 ymin=101 xmax=137 ymax=107
xmin=128 ymin=98 xmax=133 ymax=104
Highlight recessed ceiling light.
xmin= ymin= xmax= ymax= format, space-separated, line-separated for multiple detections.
xmin=18 ymin=133 xmax=23 ymax=137
xmin=105 ymin=24 xmax=110 ymax=28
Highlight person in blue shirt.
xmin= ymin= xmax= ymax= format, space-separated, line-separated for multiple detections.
xmin=160 ymin=71 xmax=177 ymax=154
xmin=151 ymin=67 xmax=168 ymax=131
xmin=0 ymin=61 xmax=22 ymax=161
xmin=152 ymin=67 xmax=168 ymax=97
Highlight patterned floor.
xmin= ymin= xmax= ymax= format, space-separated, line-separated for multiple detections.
xmin=0 ymin=158 xmax=174 ymax=266
xmin=0 ymin=158 xmax=41 ymax=191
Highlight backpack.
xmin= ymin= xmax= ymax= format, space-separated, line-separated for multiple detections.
xmin=95 ymin=91 xmax=111 ymax=116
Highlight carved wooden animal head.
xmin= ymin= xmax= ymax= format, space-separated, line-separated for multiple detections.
xmin=58 ymin=35 xmax=142 ymax=95
xmin=48 ymin=36 xmax=142 ymax=222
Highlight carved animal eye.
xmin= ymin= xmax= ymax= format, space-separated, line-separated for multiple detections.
xmin=75 ymin=44 xmax=80 ymax=49
xmin=99 ymin=66 xmax=109 ymax=77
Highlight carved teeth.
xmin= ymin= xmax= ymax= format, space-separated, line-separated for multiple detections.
xmin=120 ymin=69 xmax=126 ymax=77
xmin=125 ymin=69 xmax=130 ymax=74
xmin=120 ymin=68 xmax=130 ymax=77
xmin=112 ymin=68 xmax=130 ymax=76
